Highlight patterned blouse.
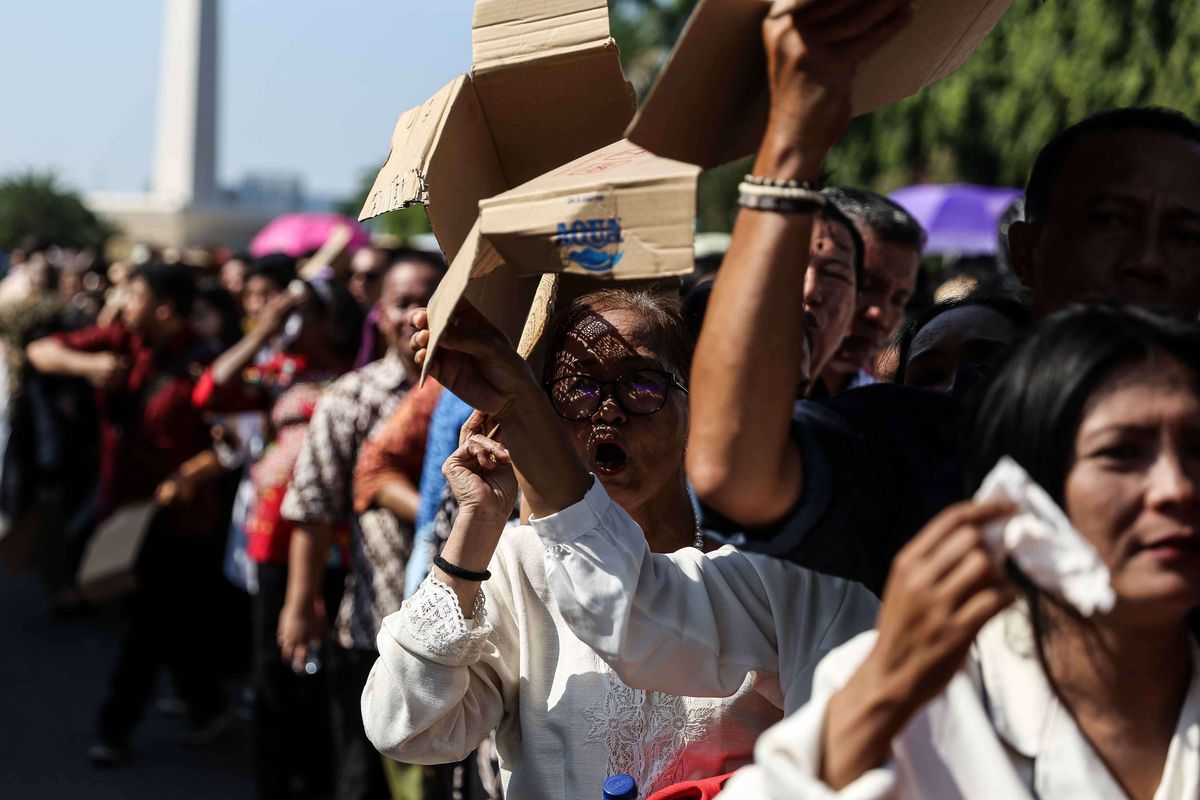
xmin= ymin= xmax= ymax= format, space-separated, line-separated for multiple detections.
xmin=281 ymin=350 xmax=413 ymax=650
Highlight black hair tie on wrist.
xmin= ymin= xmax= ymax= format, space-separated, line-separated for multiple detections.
xmin=434 ymin=555 xmax=491 ymax=582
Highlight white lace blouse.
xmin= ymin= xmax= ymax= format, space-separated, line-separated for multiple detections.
xmin=361 ymin=519 xmax=785 ymax=799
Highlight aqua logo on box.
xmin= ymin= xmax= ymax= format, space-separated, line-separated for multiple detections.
xmin=554 ymin=217 xmax=624 ymax=272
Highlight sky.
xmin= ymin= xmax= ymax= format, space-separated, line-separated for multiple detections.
xmin=0 ymin=0 xmax=475 ymax=203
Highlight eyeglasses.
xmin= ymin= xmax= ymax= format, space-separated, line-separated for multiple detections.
xmin=546 ymin=368 xmax=688 ymax=421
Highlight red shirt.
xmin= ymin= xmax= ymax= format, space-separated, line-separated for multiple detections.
xmin=56 ymin=324 xmax=216 ymax=536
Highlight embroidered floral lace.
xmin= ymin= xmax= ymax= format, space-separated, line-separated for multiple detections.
xmin=399 ymin=574 xmax=491 ymax=663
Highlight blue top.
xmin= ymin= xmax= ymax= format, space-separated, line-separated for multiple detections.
xmin=415 ymin=391 xmax=474 ymax=530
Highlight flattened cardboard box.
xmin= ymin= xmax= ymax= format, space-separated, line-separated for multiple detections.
xmin=628 ymin=0 xmax=1013 ymax=168
xmin=77 ymin=501 xmax=158 ymax=601
xmin=421 ymin=139 xmax=700 ymax=378
xmin=359 ymin=0 xmax=636 ymax=264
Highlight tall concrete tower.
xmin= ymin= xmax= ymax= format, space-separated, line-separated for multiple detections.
xmin=151 ymin=0 xmax=219 ymax=206
xmin=88 ymin=0 xmax=293 ymax=249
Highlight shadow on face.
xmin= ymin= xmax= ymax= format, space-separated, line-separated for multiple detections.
xmin=1011 ymin=129 xmax=1200 ymax=317
xmin=903 ymin=304 xmax=1022 ymax=393
xmin=545 ymin=307 xmax=689 ymax=513
xmin=1064 ymin=357 xmax=1200 ymax=618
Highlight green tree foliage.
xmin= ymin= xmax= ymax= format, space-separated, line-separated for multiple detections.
xmin=0 ymin=172 xmax=114 ymax=250
xmin=611 ymin=0 xmax=1200 ymax=230
xmin=337 ymin=168 xmax=434 ymax=243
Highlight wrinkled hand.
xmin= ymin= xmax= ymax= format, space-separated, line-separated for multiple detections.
xmin=410 ymin=301 xmax=540 ymax=420
xmin=759 ymin=0 xmax=914 ymax=169
xmin=442 ymin=411 xmax=518 ymax=527
xmin=84 ymin=352 xmax=128 ymax=390
xmin=277 ymin=597 xmax=325 ymax=672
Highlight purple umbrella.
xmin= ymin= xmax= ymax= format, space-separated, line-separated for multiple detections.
xmin=249 ymin=212 xmax=371 ymax=259
xmin=889 ymin=184 xmax=1022 ymax=256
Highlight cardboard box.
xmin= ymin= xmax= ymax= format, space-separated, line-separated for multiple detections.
xmin=421 ymin=139 xmax=701 ymax=378
xmin=359 ymin=0 xmax=637 ymax=263
xmin=627 ymin=0 xmax=1013 ymax=168
xmin=77 ymin=501 xmax=158 ymax=601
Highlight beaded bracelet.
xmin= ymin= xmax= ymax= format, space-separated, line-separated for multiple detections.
xmin=737 ymin=180 xmax=826 ymax=213
xmin=741 ymin=174 xmax=822 ymax=190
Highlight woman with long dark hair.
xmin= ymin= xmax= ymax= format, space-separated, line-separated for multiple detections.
xmin=720 ymin=305 xmax=1200 ymax=798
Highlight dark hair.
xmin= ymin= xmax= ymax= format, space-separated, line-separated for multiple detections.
xmin=892 ymin=292 xmax=1032 ymax=384
xmin=1024 ymin=107 xmax=1200 ymax=225
xmin=387 ymin=247 xmax=447 ymax=277
xmin=244 ymin=253 xmax=297 ymax=291
xmin=816 ymin=199 xmax=865 ymax=286
xmin=305 ymin=279 xmax=364 ymax=363
xmin=822 ymin=186 xmax=927 ymax=251
xmin=965 ymin=305 xmax=1200 ymax=502
xmin=195 ymin=282 xmax=243 ymax=348
xmin=131 ymin=262 xmax=197 ymax=317
xmin=545 ymin=288 xmax=695 ymax=382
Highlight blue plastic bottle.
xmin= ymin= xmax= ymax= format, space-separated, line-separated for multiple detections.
xmin=603 ymin=774 xmax=638 ymax=800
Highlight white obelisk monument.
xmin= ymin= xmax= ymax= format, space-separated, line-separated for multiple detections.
xmin=152 ymin=0 xmax=219 ymax=207
xmin=89 ymin=0 xmax=278 ymax=250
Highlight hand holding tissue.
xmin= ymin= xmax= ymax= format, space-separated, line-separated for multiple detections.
xmin=974 ymin=457 xmax=1116 ymax=616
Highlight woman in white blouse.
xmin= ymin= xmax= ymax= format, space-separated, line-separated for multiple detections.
xmin=361 ymin=291 xmax=877 ymax=798
xmin=717 ymin=306 xmax=1200 ymax=799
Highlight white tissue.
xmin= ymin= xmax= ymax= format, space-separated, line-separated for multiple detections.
xmin=974 ymin=456 xmax=1116 ymax=616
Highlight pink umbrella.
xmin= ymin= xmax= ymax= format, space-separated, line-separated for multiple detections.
xmin=249 ymin=212 xmax=370 ymax=259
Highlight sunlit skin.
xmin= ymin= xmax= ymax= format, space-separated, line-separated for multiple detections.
xmin=824 ymin=233 xmax=919 ymax=386
xmin=348 ymin=247 xmax=388 ymax=308
xmin=1063 ymin=358 xmax=1200 ymax=616
xmin=1010 ymin=131 xmax=1200 ymax=316
xmin=546 ymin=307 xmax=690 ymax=528
xmin=220 ymin=258 xmax=247 ymax=298
xmin=241 ymin=274 xmax=283 ymax=327
xmin=120 ymin=277 xmax=155 ymax=336
xmin=375 ymin=261 xmax=441 ymax=371
xmin=902 ymin=305 xmax=1020 ymax=392
xmin=805 ymin=218 xmax=859 ymax=379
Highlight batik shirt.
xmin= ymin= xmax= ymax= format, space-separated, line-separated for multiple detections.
xmin=280 ymin=350 xmax=412 ymax=650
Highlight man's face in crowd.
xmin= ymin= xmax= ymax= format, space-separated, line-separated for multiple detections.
xmin=242 ymin=275 xmax=282 ymax=325
xmin=348 ymin=248 xmax=388 ymax=308
xmin=825 ymin=231 xmax=919 ymax=378
xmin=805 ymin=217 xmax=859 ymax=377
xmin=1010 ymin=130 xmax=1200 ymax=317
xmin=121 ymin=277 xmax=168 ymax=337
xmin=377 ymin=261 xmax=441 ymax=355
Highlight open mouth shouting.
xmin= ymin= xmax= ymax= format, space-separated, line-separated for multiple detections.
xmin=588 ymin=426 xmax=630 ymax=476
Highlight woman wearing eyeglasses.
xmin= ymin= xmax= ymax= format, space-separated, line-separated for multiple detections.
xmin=360 ymin=289 xmax=877 ymax=799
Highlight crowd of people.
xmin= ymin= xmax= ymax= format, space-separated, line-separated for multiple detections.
xmin=6 ymin=1 xmax=1200 ymax=799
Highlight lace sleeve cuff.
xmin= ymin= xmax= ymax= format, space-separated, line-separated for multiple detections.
xmin=389 ymin=574 xmax=493 ymax=666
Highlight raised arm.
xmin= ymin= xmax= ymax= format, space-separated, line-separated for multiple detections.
xmin=688 ymin=0 xmax=914 ymax=527
xmin=26 ymin=336 xmax=125 ymax=389
xmin=361 ymin=413 xmax=519 ymax=764
xmin=531 ymin=477 xmax=878 ymax=712
xmin=208 ymin=288 xmax=301 ymax=387
xmin=409 ymin=303 xmax=591 ymax=520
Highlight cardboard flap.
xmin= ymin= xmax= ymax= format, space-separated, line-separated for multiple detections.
xmin=479 ymin=139 xmax=698 ymax=280
xmin=628 ymin=0 xmax=1012 ymax=168
xmin=471 ymin=43 xmax=635 ymax=189
xmin=472 ymin=0 xmax=612 ymax=71
xmin=359 ymin=76 xmax=463 ymax=221
xmin=360 ymin=76 xmax=509 ymax=264
xmin=421 ymin=219 xmax=505 ymax=381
